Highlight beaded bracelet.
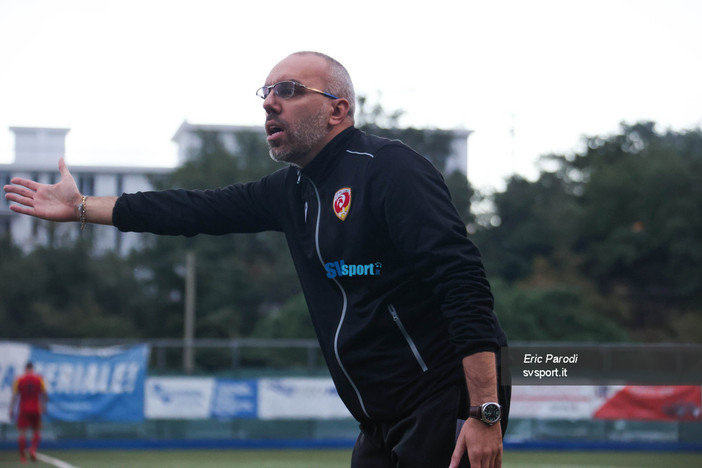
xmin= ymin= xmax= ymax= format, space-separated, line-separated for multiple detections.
xmin=78 ymin=195 xmax=87 ymax=231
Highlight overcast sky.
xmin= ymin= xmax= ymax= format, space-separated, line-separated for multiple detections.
xmin=1 ymin=0 xmax=700 ymax=192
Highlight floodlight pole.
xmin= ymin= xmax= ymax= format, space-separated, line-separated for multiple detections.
xmin=183 ymin=249 xmax=196 ymax=374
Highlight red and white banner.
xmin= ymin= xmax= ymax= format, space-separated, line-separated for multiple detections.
xmin=594 ymin=385 xmax=701 ymax=421
xmin=510 ymin=385 xmax=614 ymax=419
xmin=510 ymin=385 xmax=702 ymax=421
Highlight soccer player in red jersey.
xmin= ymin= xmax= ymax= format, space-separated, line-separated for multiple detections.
xmin=9 ymin=362 xmax=48 ymax=463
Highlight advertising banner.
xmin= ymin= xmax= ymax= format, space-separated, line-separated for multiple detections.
xmin=594 ymin=385 xmax=702 ymax=421
xmin=509 ymin=385 xmax=616 ymax=420
xmin=0 ymin=342 xmax=32 ymax=424
xmin=258 ymin=378 xmax=351 ymax=420
xmin=211 ymin=379 xmax=257 ymax=419
xmin=28 ymin=344 xmax=150 ymax=422
xmin=145 ymin=377 xmax=215 ymax=419
xmin=510 ymin=385 xmax=702 ymax=421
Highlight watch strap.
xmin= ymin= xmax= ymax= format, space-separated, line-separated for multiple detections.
xmin=468 ymin=405 xmax=483 ymax=420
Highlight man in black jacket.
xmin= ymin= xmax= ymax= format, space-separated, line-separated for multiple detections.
xmin=5 ymin=51 xmax=509 ymax=468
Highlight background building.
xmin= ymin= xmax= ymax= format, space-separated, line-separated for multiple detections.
xmin=0 ymin=127 xmax=171 ymax=255
xmin=2 ymin=123 xmax=472 ymax=254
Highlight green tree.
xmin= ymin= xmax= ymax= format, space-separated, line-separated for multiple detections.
xmin=0 ymin=237 xmax=144 ymax=338
xmin=474 ymin=171 xmax=581 ymax=282
xmin=569 ymin=122 xmax=702 ymax=338
xmin=477 ymin=121 xmax=702 ymax=342
xmin=130 ymin=130 xmax=301 ymax=349
xmin=491 ymin=279 xmax=628 ymax=342
xmin=251 ymin=293 xmax=315 ymax=339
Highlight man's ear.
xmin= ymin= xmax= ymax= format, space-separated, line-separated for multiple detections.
xmin=328 ymin=98 xmax=351 ymax=126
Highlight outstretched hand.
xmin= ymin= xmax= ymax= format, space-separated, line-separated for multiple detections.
xmin=3 ymin=157 xmax=82 ymax=222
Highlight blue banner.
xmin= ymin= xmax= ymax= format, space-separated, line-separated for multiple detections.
xmin=30 ymin=344 xmax=150 ymax=422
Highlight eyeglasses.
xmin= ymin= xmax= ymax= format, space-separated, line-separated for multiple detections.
xmin=256 ymin=80 xmax=339 ymax=100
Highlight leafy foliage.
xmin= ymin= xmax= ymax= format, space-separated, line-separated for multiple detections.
xmin=491 ymin=279 xmax=629 ymax=342
xmin=0 ymin=237 xmax=143 ymax=338
xmin=3 ymin=113 xmax=700 ymax=346
xmin=131 ymin=129 xmax=301 ymax=344
xmin=477 ymin=122 xmax=702 ymax=342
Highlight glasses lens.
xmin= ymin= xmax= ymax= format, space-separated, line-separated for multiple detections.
xmin=275 ymin=81 xmax=296 ymax=99
xmin=256 ymin=86 xmax=269 ymax=99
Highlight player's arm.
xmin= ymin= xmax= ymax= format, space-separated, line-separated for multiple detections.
xmin=450 ymin=351 xmax=502 ymax=468
xmin=9 ymin=380 xmax=19 ymax=420
xmin=39 ymin=379 xmax=48 ymax=414
xmin=3 ymin=157 xmax=116 ymax=225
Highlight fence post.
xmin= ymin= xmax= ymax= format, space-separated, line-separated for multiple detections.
xmin=231 ymin=341 xmax=241 ymax=369
xmin=183 ymin=250 xmax=197 ymax=374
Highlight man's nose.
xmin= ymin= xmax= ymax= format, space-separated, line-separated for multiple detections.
xmin=262 ymin=92 xmax=281 ymax=114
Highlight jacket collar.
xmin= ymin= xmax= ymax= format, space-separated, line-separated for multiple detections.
xmin=297 ymin=126 xmax=358 ymax=184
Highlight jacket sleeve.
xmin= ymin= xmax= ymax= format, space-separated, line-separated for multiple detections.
xmin=368 ymin=144 xmax=499 ymax=357
xmin=113 ymin=170 xmax=285 ymax=236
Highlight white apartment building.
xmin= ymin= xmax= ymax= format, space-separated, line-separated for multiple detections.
xmin=2 ymin=123 xmax=472 ymax=254
xmin=0 ymin=127 xmax=171 ymax=255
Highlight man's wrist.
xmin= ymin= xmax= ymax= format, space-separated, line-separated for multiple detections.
xmin=77 ymin=195 xmax=87 ymax=229
xmin=75 ymin=195 xmax=83 ymax=221
xmin=468 ymin=402 xmax=502 ymax=426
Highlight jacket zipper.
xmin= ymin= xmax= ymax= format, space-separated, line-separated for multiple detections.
xmin=302 ymin=174 xmax=371 ymax=420
xmin=388 ymin=304 xmax=429 ymax=372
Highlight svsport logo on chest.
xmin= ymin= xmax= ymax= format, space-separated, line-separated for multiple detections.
xmin=333 ymin=188 xmax=351 ymax=221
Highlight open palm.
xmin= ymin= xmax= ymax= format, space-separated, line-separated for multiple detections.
xmin=3 ymin=158 xmax=82 ymax=222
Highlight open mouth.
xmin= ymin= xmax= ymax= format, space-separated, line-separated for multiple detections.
xmin=266 ymin=121 xmax=285 ymax=139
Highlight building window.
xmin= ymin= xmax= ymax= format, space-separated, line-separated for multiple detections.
xmin=0 ymin=172 xmax=9 ymax=208
xmin=77 ymin=174 xmax=95 ymax=196
xmin=116 ymin=174 xmax=124 ymax=195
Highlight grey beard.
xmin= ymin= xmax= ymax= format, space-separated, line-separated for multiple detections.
xmin=268 ymin=108 xmax=329 ymax=165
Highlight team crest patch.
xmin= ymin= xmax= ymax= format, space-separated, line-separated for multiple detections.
xmin=333 ymin=188 xmax=352 ymax=221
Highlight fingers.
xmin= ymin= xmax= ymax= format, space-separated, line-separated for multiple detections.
xmin=450 ymin=444 xmax=500 ymax=468
xmin=5 ymin=183 xmax=36 ymax=199
xmin=7 ymin=176 xmax=40 ymax=191
xmin=9 ymin=203 xmax=36 ymax=216
xmin=5 ymin=193 xmax=31 ymax=208
xmin=467 ymin=444 xmax=501 ymax=468
xmin=58 ymin=157 xmax=70 ymax=179
xmin=4 ymin=179 xmax=38 ymax=217
xmin=453 ymin=421 xmax=503 ymax=468
xmin=4 ymin=185 xmax=36 ymax=210
xmin=448 ymin=443 xmax=465 ymax=468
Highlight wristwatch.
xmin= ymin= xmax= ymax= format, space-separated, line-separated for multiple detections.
xmin=469 ymin=402 xmax=502 ymax=426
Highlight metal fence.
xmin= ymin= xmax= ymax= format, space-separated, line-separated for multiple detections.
xmin=20 ymin=339 xmax=702 ymax=381
xmin=20 ymin=337 xmax=325 ymax=375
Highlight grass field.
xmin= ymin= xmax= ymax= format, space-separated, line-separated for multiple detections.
xmin=1 ymin=449 xmax=702 ymax=468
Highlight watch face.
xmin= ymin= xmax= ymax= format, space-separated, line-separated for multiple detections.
xmin=482 ymin=403 xmax=501 ymax=423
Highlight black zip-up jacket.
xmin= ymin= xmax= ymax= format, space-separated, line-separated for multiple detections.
xmin=113 ymin=127 xmax=507 ymax=423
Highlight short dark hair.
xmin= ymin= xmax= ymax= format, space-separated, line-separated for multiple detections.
xmin=26 ymin=361 xmax=33 ymax=370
